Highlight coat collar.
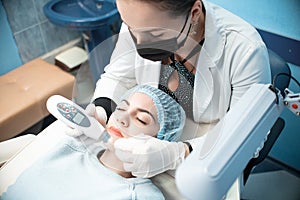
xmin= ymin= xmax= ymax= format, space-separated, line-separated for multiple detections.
xmin=192 ymin=1 xmax=226 ymax=121
xmin=201 ymin=0 xmax=226 ymax=69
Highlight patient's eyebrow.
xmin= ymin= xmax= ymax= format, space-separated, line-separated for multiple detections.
xmin=122 ymin=99 xmax=156 ymax=122
xmin=122 ymin=99 xmax=129 ymax=105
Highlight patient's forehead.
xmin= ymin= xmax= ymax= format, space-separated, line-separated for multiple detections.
xmin=127 ymin=92 xmax=158 ymax=119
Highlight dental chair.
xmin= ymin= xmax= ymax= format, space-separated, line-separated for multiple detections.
xmin=0 ymin=49 xmax=290 ymax=200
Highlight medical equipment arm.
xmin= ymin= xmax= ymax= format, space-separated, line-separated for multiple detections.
xmin=176 ymin=83 xmax=287 ymax=200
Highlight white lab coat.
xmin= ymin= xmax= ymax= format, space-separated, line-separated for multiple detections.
xmin=93 ymin=1 xmax=271 ymax=140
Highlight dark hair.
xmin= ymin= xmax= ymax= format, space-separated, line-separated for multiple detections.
xmin=138 ymin=0 xmax=197 ymax=16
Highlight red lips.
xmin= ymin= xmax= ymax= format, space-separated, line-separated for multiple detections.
xmin=107 ymin=126 xmax=124 ymax=138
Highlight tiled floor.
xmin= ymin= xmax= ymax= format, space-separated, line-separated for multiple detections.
xmin=241 ymin=158 xmax=300 ymax=200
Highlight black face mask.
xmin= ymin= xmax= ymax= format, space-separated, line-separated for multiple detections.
xmin=129 ymin=14 xmax=191 ymax=61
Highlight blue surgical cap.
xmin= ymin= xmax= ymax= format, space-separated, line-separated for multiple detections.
xmin=123 ymin=85 xmax=186 ymax=142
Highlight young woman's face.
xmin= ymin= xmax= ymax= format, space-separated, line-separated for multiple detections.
xmin=106 ymin=92 xmax=160 ymax=141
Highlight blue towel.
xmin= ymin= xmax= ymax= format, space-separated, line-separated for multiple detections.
xmin=1 ymin=136 xmax=164 ymax=200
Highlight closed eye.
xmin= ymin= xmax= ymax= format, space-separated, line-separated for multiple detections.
xmin=116 ymin=107 xmax=126 ymax=111
xmin=116 ymin=99 xmax=129 ymax=111
xmin=137 ymin=118 xmax=147 ymax=125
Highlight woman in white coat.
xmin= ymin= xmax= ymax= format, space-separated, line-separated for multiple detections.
xmin=90 ymin=0 xmax=271 ymax=178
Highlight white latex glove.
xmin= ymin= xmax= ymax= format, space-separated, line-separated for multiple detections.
xmin=114 ymin=134 xmax=186 ymax=178
xmin=65 ymin=103 xmax=108 ymax=155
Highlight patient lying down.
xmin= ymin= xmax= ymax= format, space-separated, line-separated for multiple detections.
xmin=1 ymin=85 xmax=185 ymax=200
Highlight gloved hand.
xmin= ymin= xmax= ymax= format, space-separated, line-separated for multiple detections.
xmin=65 ymin=103 xmax=108 ymax=155
xmin=114 ymin=134 xmax=186 ymax=178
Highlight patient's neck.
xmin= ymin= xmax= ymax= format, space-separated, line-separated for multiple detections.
xmin=99 ymin=150 xmax=133 ymax=178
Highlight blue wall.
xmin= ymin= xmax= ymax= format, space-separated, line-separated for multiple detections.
xmin=0 ymin=1 xmax=22 ymax=75
xmin=0 ymin=0 xmax=81 ymax=75
xmin=208 ymin=0 xmax=300 ymax=170
xmin=207 ymin=0 xmax=300 ymax=40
